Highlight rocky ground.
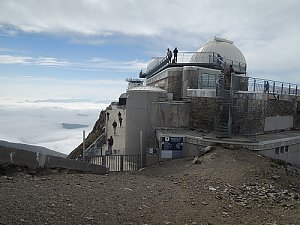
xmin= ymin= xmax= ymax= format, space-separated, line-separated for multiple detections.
xmin=0 ymin=147 xmax=299 ymax=225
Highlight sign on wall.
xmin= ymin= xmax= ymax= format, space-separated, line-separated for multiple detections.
xmin=161 ymin=137 xmax=183 ymax=151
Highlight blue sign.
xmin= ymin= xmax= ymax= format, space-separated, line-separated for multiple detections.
xmin=161 ymin=137 xmax=183 ymax=151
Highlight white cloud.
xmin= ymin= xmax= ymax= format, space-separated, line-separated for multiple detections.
xmin=0 ymin=100 xmax=107 ymax=154
xmin=0 ymin=75 xmax=127 ymax=100
xmin=0 ymin=54 xmax=32 ymax=64
xmin=0 ymin=53 xmax=148 ymax=71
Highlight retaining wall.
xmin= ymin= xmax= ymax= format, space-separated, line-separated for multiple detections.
xmin=0 ymin=147 xmax=107 ymax=174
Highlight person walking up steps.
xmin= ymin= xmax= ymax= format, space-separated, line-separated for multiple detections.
xmin=118 ymin=111 xmax=121 ymax=118
xmin=112 ymin=120 xmax=117 ymax=135
xmin=107 ymin=136 xmax=113 ymax=155
xmin=119 ymin=116 xmax=123 ymax=127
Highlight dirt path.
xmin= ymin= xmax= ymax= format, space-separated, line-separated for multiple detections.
xmin=1 ymin=147 xmax=299 ymax=225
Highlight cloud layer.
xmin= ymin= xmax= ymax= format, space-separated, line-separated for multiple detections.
xmin=0 ymin=98 xmax=109 ymax=154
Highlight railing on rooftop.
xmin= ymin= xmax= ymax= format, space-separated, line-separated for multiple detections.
xmin=140 ymin=52 xmax=247 ymax=78
xmin=234 ymin=74 xmax=299 ymax=96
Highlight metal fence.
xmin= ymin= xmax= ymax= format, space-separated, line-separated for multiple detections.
xmin=140 ymin=52 xmax=247 ymax=78
xmin=234 ymin=74 xmax=299 ymax=96
xmin=88 ymin=154 xmax=141 ymax=172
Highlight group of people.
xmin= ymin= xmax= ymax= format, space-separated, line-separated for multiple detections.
xmin=167 ymin=47 xmax=178 ymax=63
xmin=107 ymin=111 xmax=124 ymax=155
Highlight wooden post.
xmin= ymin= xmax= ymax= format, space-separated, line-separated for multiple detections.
xmin=82 ymin=130 xmax=85 ymax=162
xmin=140 ymin=130 xmax=143 ymax=168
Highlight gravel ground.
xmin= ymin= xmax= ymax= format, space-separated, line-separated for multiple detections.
xmin=0 ymin=147 xmax=299 ymax=225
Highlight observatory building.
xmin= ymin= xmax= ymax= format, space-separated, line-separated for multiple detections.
xmin=124 ymin=37 xmax=300 ymax=165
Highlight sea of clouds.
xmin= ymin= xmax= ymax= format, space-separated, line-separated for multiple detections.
xmin=0 ymin=98 xmax=111 ymax=155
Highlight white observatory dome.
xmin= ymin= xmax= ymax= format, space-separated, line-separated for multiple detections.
xmin=191 ymin=37 xmax=246 ymax=64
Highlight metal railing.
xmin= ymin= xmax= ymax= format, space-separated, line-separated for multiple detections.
xmin=88 ymin=154 xmax=141 ymax=172
xmin=235 ymin=74 xmax=299 ymax=96
xmin=140 ymin=52 xmax=247 ymax=78
xmin=83 ymin=133 xmax=106 ymax=159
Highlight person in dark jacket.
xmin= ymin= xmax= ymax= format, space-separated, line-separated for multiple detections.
xmin=107 ymin=136 xmax=113 ymax=154
xmin=173 ymin=47 xmax=178 ymax=63
xmin=112 ymin=120 xmax=117 ymax=134
xmin=119 ymin=116 xmax=123 ymax=127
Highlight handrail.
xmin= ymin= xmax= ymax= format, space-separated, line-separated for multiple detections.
xmin=84 ymin=132 xmax=106 ymax=159
xmin=234 ymin=74 xmax=299 ymax=96
xmin=140 ymin=51 xmax=247 ymax=78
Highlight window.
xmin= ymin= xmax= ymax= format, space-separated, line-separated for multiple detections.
xmin=198 ymin=74 xmax=217 ymax=89
xmin=285 ymin=146 xmax=289 ymax=152
xmin=275 ymin=147 xmax=279 ymax=154
xmin=280 ymin=146 xmax=284 ymax=153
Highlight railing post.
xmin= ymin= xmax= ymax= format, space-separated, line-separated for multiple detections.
xmin=296 ymin=86 xmax=298 ymax=95
xmin=281 ymin=83 xmax=284 ymax=95
xmin=120 ymin=155 xmax=124 ymax=171
xmin=273 ymin=81 xmax=275 ymax=94
xmin=253 ymin=79 xmax=256 ymax=91
xmin=82 ymin=130 xmax=85 ymax=162
xmin=288 ymin=84 xmax=291 ymax=94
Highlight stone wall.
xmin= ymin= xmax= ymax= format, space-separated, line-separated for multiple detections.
xmin=267 ymin=99 xmax=296 ymax=117
xmin=295 ymin=100 xmax=300 ymax=129
xmin=236 ymin=99 xmax=266 ymax=135
xmin=189 ymin=97 xmax=218 ymax=131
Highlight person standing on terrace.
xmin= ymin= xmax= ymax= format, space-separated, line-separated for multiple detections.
xmin=173 ymin=47 xmax=178 ymax=63
xmin=167 ymin=48 xmax=172 ymax=63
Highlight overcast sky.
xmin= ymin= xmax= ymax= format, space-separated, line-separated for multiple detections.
xmin=0 ymin=0 xmax=299 ymax=153
xmin=1 ymin=0 xmax=300 ymax=97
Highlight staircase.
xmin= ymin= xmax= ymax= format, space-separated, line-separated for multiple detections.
xmin=214 ymin=75 xmax=233 ymax=138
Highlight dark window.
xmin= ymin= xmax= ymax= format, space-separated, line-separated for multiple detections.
xmin=285 ymin=146 xmax=289 ymax=152
xmin=275 ymin=147 xmax=279 ymax=154
xmin=280 ymin=146 xmax=284 ymax=153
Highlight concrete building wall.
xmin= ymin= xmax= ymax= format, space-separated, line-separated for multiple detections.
xmin=150 ymin=101 xmax=191 ymax=129
xmin=125 ymin=89 xmax=168 ymax=156
xmin=145 ymin=68 xmax=183 ymax=100
xmin=258 ymin=144 xmax=300 ymax=166
xmin=264 ymin=116 xmax=294 ymax=132
xmin=189 ymin=97 xmax=218 ymax=131
xmin=182 ymin=66 xmax=199 ymax=98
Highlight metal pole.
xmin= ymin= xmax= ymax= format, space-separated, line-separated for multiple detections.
xmin=140 ymin=130 xmax=143 ymax=168
xmin=82 ymin=130 xmax=86 ymax=162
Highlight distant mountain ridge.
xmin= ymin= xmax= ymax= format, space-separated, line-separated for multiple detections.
xmin=0 ymin=140 xmax=67 ymax=158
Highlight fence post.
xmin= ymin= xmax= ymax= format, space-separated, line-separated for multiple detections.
xmin=120 ymin=155 xmax=124 ymax=171
xmin=140 ymin=130 xmax=143 ymax=168
xmin=281 ymin=83 xmax=284 ymax=95
xmin=253 ymin=79 xmax=256 ymax=91
xmin=273 ymin=81 xmax=275 ymax=93
xmin=296 ymin=86 xmax=298 ymax=95
xmin=82 ymin=130 xmax=85 ymax=162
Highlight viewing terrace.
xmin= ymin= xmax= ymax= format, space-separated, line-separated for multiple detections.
xmin=139 ymin=51 xmax=247 ymax=79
